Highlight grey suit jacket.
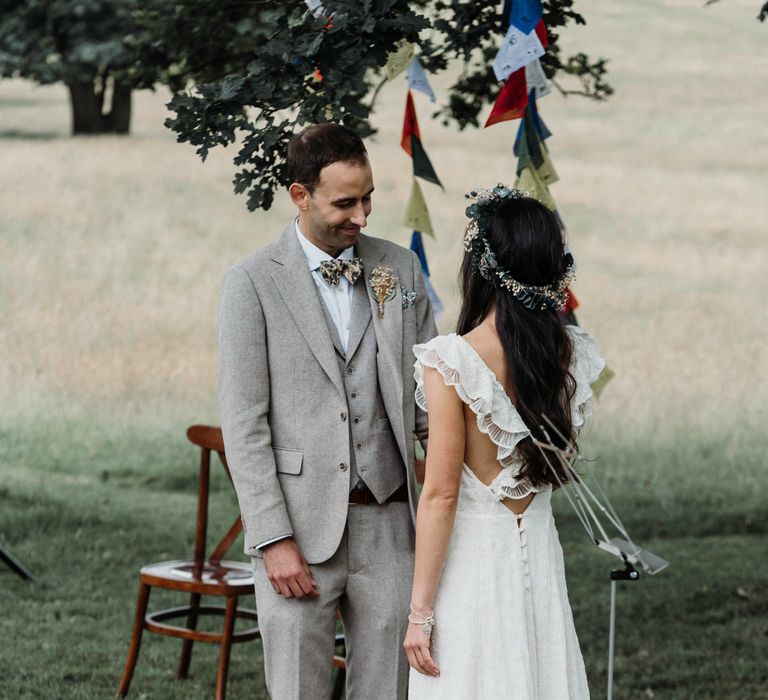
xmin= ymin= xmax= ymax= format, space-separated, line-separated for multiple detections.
xmin=218 ymin=223 xmax=437 ymax=563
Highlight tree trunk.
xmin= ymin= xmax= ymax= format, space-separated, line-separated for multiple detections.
xmin=68 ymin=81 xmax=104 ymax=134
xmin=104 ymin=82 xmax=132 ymax=134
xmin=67 ymin=79 xmax=132 ymax=135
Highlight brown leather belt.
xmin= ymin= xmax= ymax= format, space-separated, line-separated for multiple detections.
xmin=349 ymin=482 xmax=408 ymax=506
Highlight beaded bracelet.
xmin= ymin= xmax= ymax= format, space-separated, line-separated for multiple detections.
xmin=408 ymin=604 xmax=435 ymax=635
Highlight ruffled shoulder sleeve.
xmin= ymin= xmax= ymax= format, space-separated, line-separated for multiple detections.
xmin=412 ymin=334 xmax=531 ymax=473
xmin=566 ymin=325 xmax=606 ymax=430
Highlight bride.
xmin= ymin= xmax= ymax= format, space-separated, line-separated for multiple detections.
xmin=405 ymin=187 xmax=604 ymax=699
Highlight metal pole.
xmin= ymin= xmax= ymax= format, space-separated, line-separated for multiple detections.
xmin=607 ymin=578 xmax=616 ymax=700
xmin=0 ymin=544 xmax=33 ymax=581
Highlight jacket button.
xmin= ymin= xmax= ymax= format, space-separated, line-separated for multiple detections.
xmin=339 ymin=462 xmax=348 ymax=471
xmin=340 ymin=412 xmax=347 ymax=421
xmin=353 ymin=417 xmax=360 ymax=424
xmin=347 ymin=367 xmax=354 ymax=374
xmin=351 ymin=392 xmax=357 ymax=398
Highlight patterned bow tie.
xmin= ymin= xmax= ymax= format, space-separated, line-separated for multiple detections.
xmin=319 ymin=258 xmax=364 ymax=286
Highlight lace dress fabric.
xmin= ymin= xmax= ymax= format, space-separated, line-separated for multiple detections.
xmin=409 ymin=326 xmax=604 ymax=699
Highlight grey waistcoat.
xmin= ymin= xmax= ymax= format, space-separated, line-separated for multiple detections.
xmin=317 ymin=285 xmax=406 ymax=501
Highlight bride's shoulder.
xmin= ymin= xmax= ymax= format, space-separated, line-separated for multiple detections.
xmin=413 ymin=333 xmax=465 ymax=365
xmin=564 ymin=325 xmax=605 ymax=385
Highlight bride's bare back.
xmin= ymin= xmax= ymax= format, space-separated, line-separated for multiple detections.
xmin=461 ymin=319 xmax=535 ymax=516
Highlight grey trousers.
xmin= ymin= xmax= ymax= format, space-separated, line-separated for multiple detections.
xmin=252 ymin=501 xmax=415 ymax=700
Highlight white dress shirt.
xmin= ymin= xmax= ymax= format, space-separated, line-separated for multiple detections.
xmin=295 ymin=219 xmax=356 ymax=354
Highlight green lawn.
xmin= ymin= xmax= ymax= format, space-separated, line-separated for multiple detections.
xmin=2 ymin=0 xmax=768 ymax=697
xmin=1 ymin=418 xmax=766 ymax=698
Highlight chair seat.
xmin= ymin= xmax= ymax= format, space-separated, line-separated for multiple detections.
xmin=140 ymin=559 xmax=254 ymax=596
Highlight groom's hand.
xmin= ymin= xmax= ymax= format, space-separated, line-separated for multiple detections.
xmin=262 ymin=538 xmax=319 ymax=599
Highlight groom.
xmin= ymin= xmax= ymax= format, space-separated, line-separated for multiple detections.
xmin=218 ymin=123 xmax=437 ymax=698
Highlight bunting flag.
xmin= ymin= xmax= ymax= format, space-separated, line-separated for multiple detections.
xmin=401 ymin=91 xmax=443 ymax=188
xmin=411 ymin=135 xmax=442 ymax=188
xmin=397 ymin=58 xmax=444 ymax=313
xmin=485 ymin=68 xmax=529 ymax=127
xmin=508 ymin=0 xmax=543 ymax=35
xmin=410 ymin=229 xmax=430 ymax=277
xmin=385 ymin=40 xmax=414 ymax=80
xmin=407 ymin=56 xmax=436 ymax=102
xmin=513 ymin=90 xmax=552 ymax=155
xmin=492 ymin=23 xmax=545 ymax=82
xmin=410 ymin=231 xmax=444 ymax=316
xmin=402 ymin=178 xmax=434 ymax=236
xmin=515 ymin=166 xmax=556 ymax=210
xmin=401 ymin=91 xmax=421 ymax=156
xmin=525 ymin=59 xmax=551 ymax=99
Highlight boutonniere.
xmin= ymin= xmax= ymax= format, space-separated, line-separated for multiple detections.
xmin=369 ymin=265 xmax=398 ymax=318
xmin=401 ymin=285 xmax=417 ymax=310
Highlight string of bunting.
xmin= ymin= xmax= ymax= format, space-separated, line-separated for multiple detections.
xmin=485 ymin=0 xmax=613 ymax=393
xmin=385 ymin=42 xmax=445 ymax=316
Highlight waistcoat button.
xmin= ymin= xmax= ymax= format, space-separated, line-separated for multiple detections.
xmin=340 ymin=412 xmax=347 ymax=421
xmin=339 ymin=462 xmax=348 ymax=471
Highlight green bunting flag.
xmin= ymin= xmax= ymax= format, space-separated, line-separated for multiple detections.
xmin=411 ymin=135 xmax=443 ymax=189
xmin=402 ymin=179 xmax=434 ymax=237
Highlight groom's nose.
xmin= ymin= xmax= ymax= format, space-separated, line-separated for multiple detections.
xmin=349 ymin=203 xmax=367 ymax=228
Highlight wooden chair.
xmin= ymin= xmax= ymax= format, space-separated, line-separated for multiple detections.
xmin=116 ymin=425 xmax=259 ymax=700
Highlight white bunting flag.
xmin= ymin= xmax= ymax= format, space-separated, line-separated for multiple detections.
xmin=406 ymin=56 xmax=436 ymax=102
xmin=492 ymin=25 xmax=545 ymax=82
xmin=525 ymin=59 xmax=551 ymax=99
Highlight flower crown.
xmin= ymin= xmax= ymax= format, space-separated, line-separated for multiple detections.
xmin=463 ymin=184 xmax=574 ymax=312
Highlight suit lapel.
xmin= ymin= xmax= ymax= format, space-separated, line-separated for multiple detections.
xmin=345 ymin=277 xmax=372 ymax=361
xmin=270 ymin=225 xmax=345 ymax=396
xmin=356 ymin=234 xmax=407 ymax=461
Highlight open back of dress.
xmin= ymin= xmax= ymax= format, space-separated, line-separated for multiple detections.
xmin=408 ymin=326 xmax=604 ymax=700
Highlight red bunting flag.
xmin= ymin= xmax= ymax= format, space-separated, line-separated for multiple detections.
xmin=401 ymin=91 xmax=422 ymax=156
xmin=564 ymin=288 xmax=579 ymax=314
xmin=535 ymin=20 xmax=548 ymax=48
xmin=485 ymin=68 xmax=528 ymax=128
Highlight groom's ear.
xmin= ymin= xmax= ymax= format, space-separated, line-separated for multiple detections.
xmin=289 ymin=182 xmax=311 ymax=212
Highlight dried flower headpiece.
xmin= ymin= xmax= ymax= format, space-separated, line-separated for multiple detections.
xmin=463 ymin=184 xmax=574 ymax=312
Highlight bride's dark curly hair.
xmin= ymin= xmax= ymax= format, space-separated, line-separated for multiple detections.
xmin=457 ymin=196 xmax=576 ymax=488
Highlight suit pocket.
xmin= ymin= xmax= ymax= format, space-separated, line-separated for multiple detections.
xmin=378 ymin=418 xmax=393 ymax=433
xmin=273 ymin=447 xmax=303 ymax=475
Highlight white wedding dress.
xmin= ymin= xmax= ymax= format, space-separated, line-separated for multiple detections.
xmin=409 ymin=326 xmax=604 ymax=700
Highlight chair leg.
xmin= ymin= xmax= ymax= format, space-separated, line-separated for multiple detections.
xmin=215 ymin=595 xmax=238 ymax=700
xmin=331 ymin=666 xmax=346 ymax=700
xmin=116 ymin=582 xmax=151 ymax=698
xmin=177 ymin=592 xmax=202 ymax=678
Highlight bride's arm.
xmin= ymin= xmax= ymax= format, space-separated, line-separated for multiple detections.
xmin=405 ymin=366 xmax=465 ymax=677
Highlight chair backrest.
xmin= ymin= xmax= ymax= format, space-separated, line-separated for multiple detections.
xmin=185 ymin=425 xmax=242 ymax=573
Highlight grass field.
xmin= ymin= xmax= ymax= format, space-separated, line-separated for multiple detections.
xmin=1 ymin=0 xmax=767 ymax=697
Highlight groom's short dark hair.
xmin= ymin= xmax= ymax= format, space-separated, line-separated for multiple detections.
xmin=286 ymin=123 xmax=368 ymax=193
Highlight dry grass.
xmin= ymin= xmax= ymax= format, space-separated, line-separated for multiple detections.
xmin=2 ymin=0 xmax=767 ymax=438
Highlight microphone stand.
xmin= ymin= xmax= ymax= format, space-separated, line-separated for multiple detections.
xmin=534 ymin=417 xmax=668 ymax=700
